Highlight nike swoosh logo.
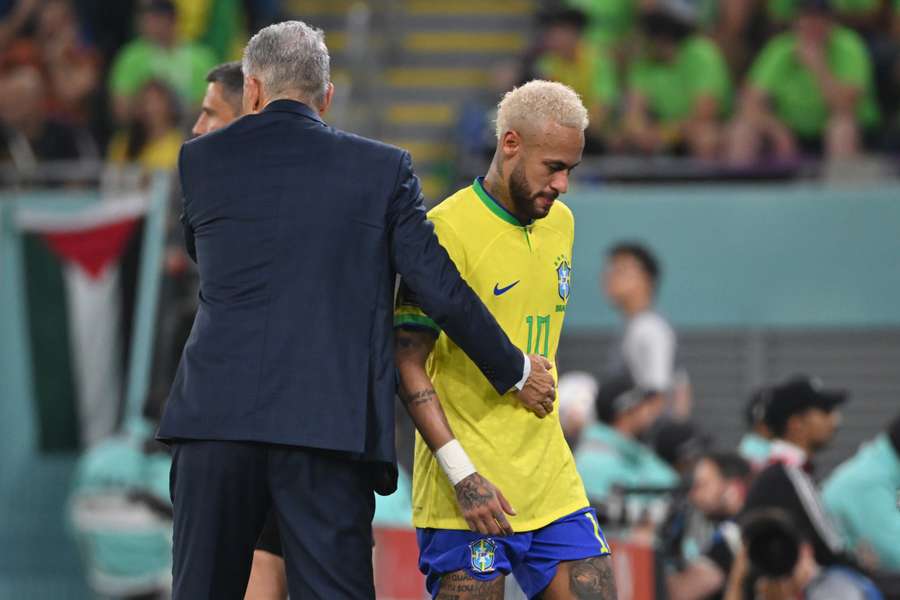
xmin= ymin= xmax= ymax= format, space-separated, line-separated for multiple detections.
xmin=493 ymin=281 xmax=520 ymax=296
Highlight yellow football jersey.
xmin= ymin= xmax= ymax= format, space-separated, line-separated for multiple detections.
xmin=395 ymin=178 xmax=589 ymax=532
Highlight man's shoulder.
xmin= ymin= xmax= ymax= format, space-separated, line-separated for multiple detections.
xmin=183 ymin=116 xmax=406 ymax=165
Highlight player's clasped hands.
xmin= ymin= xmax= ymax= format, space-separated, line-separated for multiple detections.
xmin=516 ymin=354 xmax=556 ymax=418
xmin=454 ymin=472 xmax=517 ymax=536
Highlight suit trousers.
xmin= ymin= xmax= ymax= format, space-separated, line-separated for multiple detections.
xmin=169 ymin=440 xmax=376 ymax=599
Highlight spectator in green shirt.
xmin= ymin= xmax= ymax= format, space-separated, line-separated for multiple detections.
xmin=727 ymin=0 xmax=880 ymax=164
xmin=620 ymin=1 xmax=732 ymax=159
xmin=565 ymin=0 xmax=636 ymax=51
xmin=767 ymin=0 xmax=885 ymax=30
xmin=108 ymin=0 xmax=216 ymax=125
xmin=529 ymin=9 xmax=619 ymax=150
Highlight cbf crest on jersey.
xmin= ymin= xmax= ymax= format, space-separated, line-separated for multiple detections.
xmin=555 ymin=256 xmax=572 ymax=301
xmin=469 ymin=538 xmax=497 ymax=573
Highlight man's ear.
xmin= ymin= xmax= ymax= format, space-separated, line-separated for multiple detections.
xmin=501 ymin=130 xmax=521 ymax=158
xmin=243 ymin=75 xmax=263 ymax=114
xmin=317 ymin=82 xmax=335 ymax=116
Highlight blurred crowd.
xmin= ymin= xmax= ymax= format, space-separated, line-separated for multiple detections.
xmin=463 ymin=0 xmax=900 ymax=165
xmin=553 ymin=241 xmax=900 ymax=600
xmin=0 ymin=0 xmax=279 ymax=176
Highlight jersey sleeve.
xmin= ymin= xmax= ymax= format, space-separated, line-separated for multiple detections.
xmin=393 ymin=215 xmax=467 ymax=335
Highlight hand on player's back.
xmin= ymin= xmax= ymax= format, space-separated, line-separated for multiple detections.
xmin=454 ymin=472 xmax=517 ymax=536
xmin=516 ymin=354 xmax=555 ymax=418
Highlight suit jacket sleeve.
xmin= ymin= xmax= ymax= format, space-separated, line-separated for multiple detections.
xmin=177 ymin=145 xmax=197 ymax=263
xmin=387 ymin=151 xmax=522 ymax=395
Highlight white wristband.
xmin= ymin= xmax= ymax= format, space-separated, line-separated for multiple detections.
xmin=435 ymin=439 xmax=476 ymax=486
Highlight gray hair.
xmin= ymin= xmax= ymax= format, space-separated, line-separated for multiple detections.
xmin=242 ymin=21 xmax=331 ymax=103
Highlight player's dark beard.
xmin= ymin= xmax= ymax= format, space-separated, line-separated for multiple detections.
xmin=509 ymin=162 xmax=556 ymax=221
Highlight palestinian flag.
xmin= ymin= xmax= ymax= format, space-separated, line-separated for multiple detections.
xmin=17 ymin=197 xmax=148 ymax=451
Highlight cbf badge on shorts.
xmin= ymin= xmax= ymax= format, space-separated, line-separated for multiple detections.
xmin=469 ymin=539 xmax=497 ymax=573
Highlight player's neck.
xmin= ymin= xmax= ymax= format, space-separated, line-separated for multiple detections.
xmin=482 ymin=170 xmax=528 ymax=225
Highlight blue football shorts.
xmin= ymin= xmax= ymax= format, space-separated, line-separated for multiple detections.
xmin=416 ymin=507 xmax=611 ymax=599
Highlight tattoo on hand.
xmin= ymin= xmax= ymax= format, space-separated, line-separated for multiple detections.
xmin=569 ymin=556 xmax=617 ymax=600
xmin=403 ymin=388 xmax=436 ymax=407
xmin=455 ymin=473 xmax=494 ymax=511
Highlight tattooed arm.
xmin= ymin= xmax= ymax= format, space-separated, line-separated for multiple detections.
xmin=395 ymin=327 xmax=516 ymax=535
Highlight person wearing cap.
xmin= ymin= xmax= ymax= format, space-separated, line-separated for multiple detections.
xmin=619 ymin=0 xmax=732 ymax=159
xmin=108 ymin=0 xmax=216 ymax=124
xmin=738 ymin=376 xmax=851 ymax=572
xmin=737 ymin=387 xmax=774 ymax=469
xmin=574 ymin=373 xmax=677 ymax=507
xmin=727 ymin=0 xmax=880 ymax=164
xmin=763 ymin=375 xmax=846 ymax=473
xmin=823 ymin=413 xmax=900 ymax=571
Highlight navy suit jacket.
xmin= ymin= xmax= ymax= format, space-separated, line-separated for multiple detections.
xmin=157 ymin=100 xmax=522 ymax=493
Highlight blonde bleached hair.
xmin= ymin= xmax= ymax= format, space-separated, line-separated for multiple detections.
xmin=495 ymin=80 xmax=589 ymax=140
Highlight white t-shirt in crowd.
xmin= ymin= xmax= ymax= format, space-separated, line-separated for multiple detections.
xmin=621 ymin=311 xmax=676 ymax=393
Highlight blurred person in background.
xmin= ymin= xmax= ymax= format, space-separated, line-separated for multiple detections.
xmin=762 ymin=375 xmax=845 ymax=473
xmin=171 ymin=0 xmax=245 ymax=62
xmin=725 ymin=509 xmax=883 ymax=600
xmin=575 ymin=372 xmax=676 ymax=509
xmin=557 ymin=371 xmax=599 ymax=450
xmin=739 ymin=376 xmax=850 ymax=570
xmin=0 ymin=64 xmax=86 ymax=169
xmin=602 ymin=242 xmax=684 ymax=417
xmin=653 ymin=420 xmax=712 ymax=478
xmin=618 ymin=0 xmax=732 ymax=159
xmin=823 ymin=412 xmax=900 ymax=572
xmin=107 ymin=78 xmax=184 ymax=172
xmin=33 ymin=0 xmax=100 ymax=129
xmin=524 ymin=8 xmax=618 ymax=151
xmin=726 ymin=0 xmax=881 ymax=164
xmin=667 ymin=452 xmax=753 ymax=600
xmin=564 ymin=0 xmax=636 ymax=59
xmin=737 ymin=386 xmax=774 ymax=469
xmin=108 ymin=0 xmax=216 ymax=124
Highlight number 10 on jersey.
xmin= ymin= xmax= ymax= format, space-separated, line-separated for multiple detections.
xmin=525 ymin=315 xmax=551 ymax=357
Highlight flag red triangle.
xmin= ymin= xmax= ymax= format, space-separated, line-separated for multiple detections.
xmin=41 ymin=219 xmax=140 ymax=279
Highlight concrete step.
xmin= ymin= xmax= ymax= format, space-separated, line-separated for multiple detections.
xmin=384 ymin=139 xmax=453 ymax=164
xmin=386 ymin=102 xmax=456 ymax=127
xmin=401 ymin=31 xmax=527 ymax=54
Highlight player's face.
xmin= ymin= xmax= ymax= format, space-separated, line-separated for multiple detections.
xmin=508 ymin=121 xmax=583 ymax=220
xmin=689 ymin=459 xmax=728 ymax=518
xmin=192 ymin=82 xmax=239 ymax=137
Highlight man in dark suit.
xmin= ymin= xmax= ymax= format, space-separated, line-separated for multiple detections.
xmin=157 ymin=21 xmax=556 ymax=600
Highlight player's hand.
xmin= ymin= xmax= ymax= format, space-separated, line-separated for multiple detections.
xmin=516 ymin=354 xmax=555 ymax=418
xmin=454 ymin=472 xmax=516 ymax=536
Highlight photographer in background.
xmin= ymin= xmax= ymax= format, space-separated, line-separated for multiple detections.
xmin=725 ymin=509 xmax=883 ymax=600
xmin=667 ymin=452 xmax=753 ymax=600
